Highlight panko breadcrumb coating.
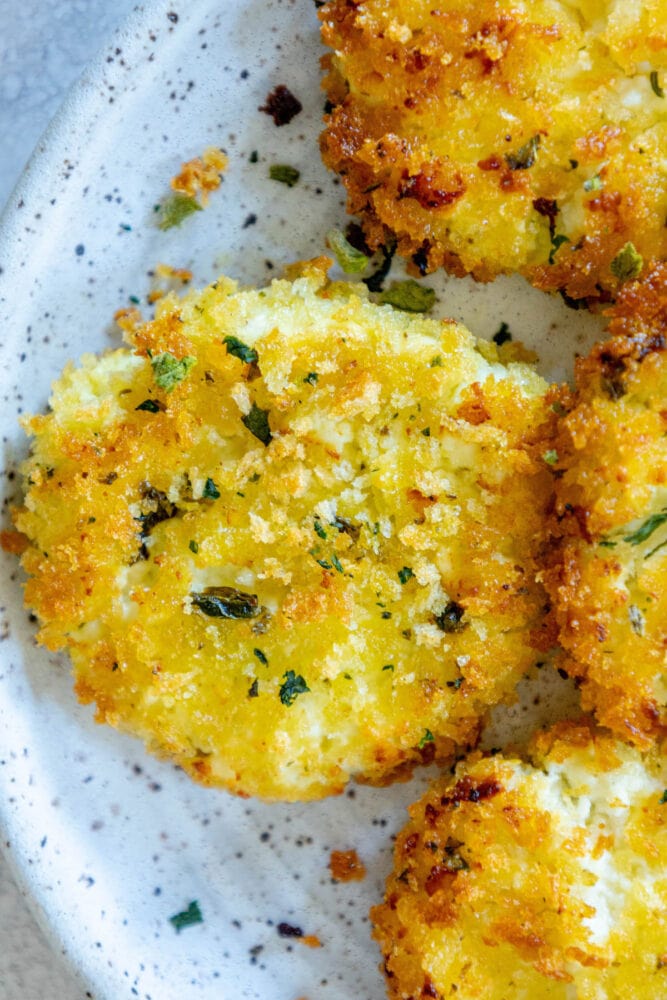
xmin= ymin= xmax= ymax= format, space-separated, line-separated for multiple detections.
xmin=14 ymin=261 xmax=554 ymax=801
xmin=545 ymin=262 xmax=667 ymax=748
xmin=372 ymin=721 xmax=667 ymax=999
xmin=320 ymin=0 xmax=667 ymax=300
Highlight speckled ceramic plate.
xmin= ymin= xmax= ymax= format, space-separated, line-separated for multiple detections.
xmin=0 ymin=2 xmax=607 ymax=998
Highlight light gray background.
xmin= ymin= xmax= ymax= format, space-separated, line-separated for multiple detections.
xmin=0 ymin=5 xmax=138 ymax=996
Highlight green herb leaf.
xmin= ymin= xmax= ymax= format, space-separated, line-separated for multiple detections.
xmin=151 ymin=352 xmax=197 ymax=393
xmin=254 ymin=647 xmax=268 ymax=665
xmin=583 ymin=175 xmax=603 ymax=192
xmin=223 ymin=335 xmax=258 ymax=365
xmin=660 ymin=789 xmax=667 ymax=805
xmin=433 ymin=601 xmax=466 ymax=633
xmin=446 ymin=676 xmax=464 ymax=690
xmin=269 ymin=164 xmax=300 ymax=187
xmin=382 ymin=664 xmax=395 ymax=671
xmin=331 ymin=553 xmax=344 ymax=574
xmin=429 ymin=355 xmax=443 ymax=368
xmin=326 ymin=229 xmax=369 ymax=274
xmin=651 ymin=71 xmax=665 ymax=98
xmin=505 ymin=134 xmax=540 ymax=170
xmin=549 ymin=233 xmax=570 ymax=266
xmin=623 ymin=510 xmax=667 ymax=545
xmin=598 ymin=539 xmax=617 ymax=549
xmin=363 ymin=241 xmax=396 ymax=293
xmin=398 ymin=566 xmax=415 ymax=585
xmin=135 ymin=398 xmax=161 ymax=413
xmin=202 ymin=477 xmax=220 ymax=500
xmin=421 ymin=427 xmax=431 ymax=437
xmin=492 ymin=322 xmax=512 ymax=346
xmin=242 ymin=403 xmax=272 ymax=446
xmin=380 ymin=279 xmax=436 ymax=313
xmin=248 ymin=678 xmax=259 ymax=698
xmin=610 ymin=242 xmax=643 ymax=283
xmin=418 ymin=728 xmax=435 ymax=749
xmin=543 ymin=449 xmax=559 ymax=465
xmin=191 ymin=586 xmax=260 ymax=619
xmin=314 ymin=520 xmax=327 ymax=540
xmin=158 ymin=193 xmax=202 ymax=230
xmin=304 ymin=372 xmax=319 ymax=385
xmin=189 ymin=539 xmax=199 ymax=554
xmin=279 ymin=670 xmax=310 ymax=706
xmin=169 ymin=900 xmax=203 ymax=933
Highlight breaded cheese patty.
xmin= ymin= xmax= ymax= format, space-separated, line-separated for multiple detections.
xmin=372 ymin=721 xmax=667 ymax=999
xmin=545 ymin=263 xmax=667 ymax=748
xmin=15 ymin=261 xmax=554 ymax=800
xmin=320 ymin=0 xmax=667 ymax=300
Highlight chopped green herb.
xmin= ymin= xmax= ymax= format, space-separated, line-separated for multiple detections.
xmin=169 ymin=900 xmax=203 ymax=933
xmin=430 ymin=355 xmax=444 ymax=368
xmin=628 ymin=604 xmax=644 ymax=636
xmin=434 ymin=601 xmax=466 ymax=633
xmin=202 ymin=477 xmax=220 ymax=500
xmin=254 ymin=647 xmax=268 ymax=665
xmin=223 ymin=335 xmax=258 ymax=365
xmin=189 ymin=539 xmax=199 ymax=554
xmin=660 ymin=789 xmax=667 ymax=805
xmin=151 ymin=352 xmax=197 ymax=393
xmin=242 ymin=403 xmax=272 ymax=446
xmin=543 ymin=449 xmax=559 ymax=465
xmin=343 ymin=672 xmax=352 ymax=680
xmin=249 ymin=150 xmax=259 ymax=164
xmin=249 ymin=472 xmax=261 ymax=483
xmin=599 ymin=539 xmax=617 ymax=549
xmin=191 ymin=586 xmax=260 ymax=619
xmin=331 ymin=553 xmax=344 ymax=574
xmin=129 ymin=295 xmax=140 ymax=305
xmin=646 ymin=538 xmax=667 ymax=560
xmin=382 ymin=663 xmax=395 ymax=671
xmin=651 ymin=71 xmax=665 ymax=99
xmin=316 ymin=558 xmax=332 ymax=570
xmin=623 ymin=510 xmax=667 ymax=545
xmin=421 ymin=427 xmax=431 ymax=437
xmin=505 ymin=134 xmax=540 ymax=170
xmin=610 ymin=242 xmax=643 ymax=283
xmin=269 ymin=164 xmax=300 ymax=187
xmin=583 ymin=175 xmax=603 ymax=192
xmin=314 ymin=520 xmax=327 ymax=540
xmin=551 ymin=401 xmax=567 ymax=416
xmin=492 ymin=322 xmax=512 ymax=346
xmin=135 ymin=398 xmax=161 ymax=413
xmin=380 ymin=279 xmax=436 ymax=313
xmin=158 ymin=193 xmax=202 ymax=230
xmin=381 ymin=611 xmax=392 ymax=619
xmin=446 ymin=676 xmax=464 ymax=690
xmin=549 ymin=233 xmax=570 ymax=266
xmin=248 ymin=678 xmax=259 ymax=698
xmin=398 ymin=566 xmax=415 ymax=585
xmin=303 ymin=372 xmax=319 ymax=385
xmin=279 ymin=670 xmax=310 ymax=706
xmin=326 ymin=229 xmax=369 ymax=274
xmin=418 ymin=729 xmax=435 ymax=749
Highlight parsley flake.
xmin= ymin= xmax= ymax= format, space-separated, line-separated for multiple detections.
xmin=418 ymin=729 xmax=435 ymax=749
xmin=189 ymin=540 xmax=199 ymax=554
xmin=191 ymin=586 xmax=260 ymax=619
xmin=610 ymin=242 xmax=643 ymax=283
xmin=314 ymin=520 xmax=327 ymax=540
xmin=380 ymin=279 xmax=435 ymax=313
xmin=169 ymin=900 xmax=203 ymax=933
xmin=505 ymin=134 xmax=540 ymax=170
xmin=543 ymin=449 xmax=559 ymax=465
xmin=151 ymin=352 xmax=197 ymax=393
xmin=242 ymin=403 xmax=272 ymax=446
xmin=492 ymin=322 xmax=512 ymax=346
xmin=398 ymin=566 xmax=415 ymax=585
xmin=326 ymin=229 xmax=369 ymax=274
xmin=623 ymin=510 xmax=667 ymax=545
xmin=254 ymin=648 xmax=268 ymax=665
xmin=660 ymin=789 xmax=667 ymax=805
xmin=202 ymin=477 xmax=220 ymax=500
xmin=331 ymin=553 xmax=344 ymax=574
xmin=248 ymin=678 xmax=259 ymax=698
xmin=429 ymin=355 xmax=443 ymax=368
xmin=158 ymin=193 xmax=202 ymax=230
xmin=304 ymin=372 xmax=319 ymax=385
xmin=279 ymin=670 xmax=310 ymax=706
xmin=223 ymin=335 xmax=258 ymax=365
xmin=651 ymin=71 xmax=665 ymax=99
xmin=583 ymin=175 xmax=603 ymax=192
xmin=382 ymin=664 xmax=395 ymax=672
xmin=549 ymin=233 xmax=570 ymax=266
xmin=269 ymin=164 xmax=300 ymax=187
xmin=135 ymin=398 xmax=161 ymax=413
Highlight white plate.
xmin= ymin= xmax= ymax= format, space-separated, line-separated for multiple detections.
xmin=0 ymin=1 xmax=606 ymax=997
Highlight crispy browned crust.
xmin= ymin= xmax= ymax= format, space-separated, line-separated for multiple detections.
xmin=320 ymin=0 xmax=667 ymax=300
xmin=544 ymin=263 xmax=667 ymax=747
xmin=372 ymin=720 xmax=667 ymax=999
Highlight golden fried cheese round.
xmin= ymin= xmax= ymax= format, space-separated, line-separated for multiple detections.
xmin=15 ymin=261 xmax=554 ymax=800
xmin=372 ymin=721 xmax=667 ymax=1000
xmin=320 ymin=0 xmax=667 ymax=300
xmin=545 ymin=263 xmax=667 ymax=748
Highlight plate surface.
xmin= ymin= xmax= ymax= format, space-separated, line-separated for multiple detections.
xmin=0 ymin=1 xmax=606 ymax=997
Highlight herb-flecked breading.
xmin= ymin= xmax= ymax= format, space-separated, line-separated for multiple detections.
xmin=372 ymin=721 xmax=667 ymax=999
xmin=319 ymin=0 xmax=667 ymax=300
xmin=544 ymin=262 xmax=667 ymax=748
xmin=14 ymin=259 xmax=554 ymax=801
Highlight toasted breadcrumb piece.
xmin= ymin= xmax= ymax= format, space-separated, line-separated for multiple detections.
xmin=170 ymin=146 xmax=227 ymax=205
xmin=320 ymin=0 xmax=667 ymax=300
xmin=15 ymin=261 xmax=554 ymax=800
xmin=544 ymin=262 xmax=667 ymax=747
xmin=373 ymin=720 xmax=667 ymax=1000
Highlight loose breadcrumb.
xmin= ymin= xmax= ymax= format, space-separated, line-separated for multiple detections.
xmin=320 ymin=0 xmax=667 ymax=300
xmin=372 ymin=721 xmax=667 ymax=999
xmin=15 ymin=261 xmax=554 ymax=800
